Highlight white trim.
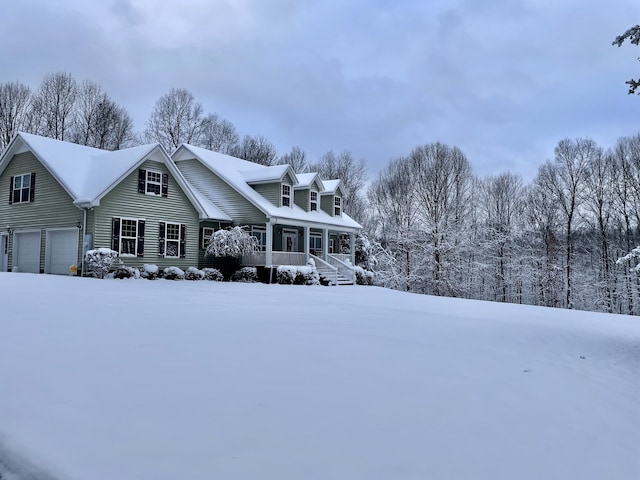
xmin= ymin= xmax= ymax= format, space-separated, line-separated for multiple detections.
xmin=334 ymin=196 xmax=342 ymax=216
xmin=145 ymin=169 xmax=163 ymax=196
xmin=251 ymin=226 xmax=267 ymax=251
xmin=12 ymin=172 xmax=32 ymax=204
xmin=310 ymin=190 xmax=318 ymax=212
xmin=283 ymin=228 xmax=298 ymax=252
xmin=118 ymin=216 xmax=141 ymax=257
xmin=282 ymin=183 xmax=292 ymax=208
xmin=201 ymin=227 xmax=214 ymax=249
xmin=161 ymin=221 xmax=182 ymax=258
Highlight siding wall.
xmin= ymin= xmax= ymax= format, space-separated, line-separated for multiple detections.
xmin=294 ymin=188 xmax=309 ymax=211
xmin=253 ymin=183 xmax=281 ymax=207
xmin=0 ymin=151 xmax=84 ymax=272
xmin=321 ymin=194 xmax=335 ymax=217
xmin=92 ymin=159 xmax=200 ymax=269
xmin=176 ymin=159 xmax=267 ymax=225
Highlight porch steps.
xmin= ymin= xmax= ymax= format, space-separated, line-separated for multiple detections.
xmin=316 ymin=266 xmax=354 ymax=286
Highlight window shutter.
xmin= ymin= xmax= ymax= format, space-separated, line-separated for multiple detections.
xmin=9 ymin=176 xmax=13 ymax=205
xmin=158 ymin=222 xmax=165 ymax=256
xmin=30 ymin=172 xmax=36 ymax=202
xmin=137 ymin=220 xmax=145 ymax=257
xmin=138 ymin=169 xmax=146 ymax=194
xmin=180 ymin=224 xmax=186 ymax=258
xmin=161 ymin=173 xmax=169 ymax=197
xmin=111 ymin=217 xmax=120 ymax=252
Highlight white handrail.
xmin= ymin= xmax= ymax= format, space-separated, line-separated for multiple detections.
xmin=327 ymin=254 xmax=356 ymax=283
xmin=309 ymin=254 xmax=338 ymax=286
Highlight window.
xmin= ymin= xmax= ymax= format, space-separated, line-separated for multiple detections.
xmin=159 ymin=222 xmax=186 ymax=258
xmin=201 ymin=227 xmax=214 ymax=249
xmin=329 ymin=238 xmax=335 ymax=254
xmin=310 ymin=233 xmax=322 ymax=255
xmin=282 ymin=184 xmax=291 ymax=207
xmin=112 ymin=217 xmax=145 ymax=257
xmin=9 ymin=172 xmax=35 ymax=204
xmin=138 ymin=169 xmax=168 ymax=197
xmin=310 ymin=190 xmax=318 ymax=211
xmin=252 ymin=226 xmax=267 ymax=251
xmin=334 ymin=196 xmax=342 ymax=216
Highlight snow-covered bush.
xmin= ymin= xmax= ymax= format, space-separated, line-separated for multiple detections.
xmin=163 ymin=266 xmax=185 ymax=280
xmin=205 ymin=226 xmax=258 ymax=258
xmin=231 ymin=266 xmax=258 ymax=282
xmin=202 ymin=268 xmax=224 ymax=281
xmin=85 ymin=248 xmax=118 ymax=279
xmin=355 ymin=233 xmax=378 ymax=270
xmin=354 ymin=265 xmax=374 ymax=285
xmin=140 ymin=264 xmax=159 ymax=280
xmin=184 ymin=266 xmax=205 ymax=280
xmin=114 ymin=264 xmax=140 ymax=279
xmin=276 ymin=263 xmax=320 ymax=285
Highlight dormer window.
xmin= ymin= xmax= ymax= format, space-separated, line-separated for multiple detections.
xmin=310 ymin=190 xmax=318 ymax=211
xmin=334 ymin=196 xmax=341 ymax=216
xmin=282 ymin=184 xmax=291 ymax=207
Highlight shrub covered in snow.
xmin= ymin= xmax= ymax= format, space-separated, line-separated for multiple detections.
xmin=354 ymin=265 xmax=375 ymax=285
xmin=113 ymin=264 xmax=140 ymax=279
xmin=276 ymin=263 xmax=320 ymax=285
xmin=184 ymin=266 xmax=205 ymax=281
xmin=202 ymin=268 xmax=224 ymax=281
xmin=140 ymin=264 xmax=159 ymax=280
xmin=231 ymin=266 xmax=258 ymax=282
xmin=163 ymin=266 xmax=185 ymax=280
xmin=85 ymin=248 xmax=118 ymax=279
xmin=205 ymin=226 xmax=259 ymax=258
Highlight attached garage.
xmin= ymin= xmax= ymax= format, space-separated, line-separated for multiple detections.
xmin=13 ymin=231 xmax=41 ymax=273
xmin=45 ymin=228 xmax=79 ymax=275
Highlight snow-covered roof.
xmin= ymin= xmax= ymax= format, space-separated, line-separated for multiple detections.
xmin=294 ymin=172 xmax=324 ymax=191
xmin=241 ymin=164 xmax=296 ymax=185
xmin=173 ymin=144 xmax=362 ymax=231
xmin=321 ymin=179 xmax=342 ymax=195
xmin=0 ymin=132 xmax=229 ymax=221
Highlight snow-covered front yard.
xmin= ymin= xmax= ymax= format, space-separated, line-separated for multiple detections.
xmin=0 ymin=273 xmax=638 ymax=480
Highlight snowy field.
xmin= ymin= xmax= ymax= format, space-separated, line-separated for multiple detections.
xmin=0 ymin=273 xmax=639 ymax=480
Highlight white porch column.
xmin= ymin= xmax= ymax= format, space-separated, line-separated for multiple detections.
xmin=265 ymin=221 xmax=273 ymax=267
xmin=350 ymin=231 xmax=356 ymax=265
xmin=322 ymin=228 xmax=329 ymax=261
xmin=303 ymin=226 xmax=310 ymax=263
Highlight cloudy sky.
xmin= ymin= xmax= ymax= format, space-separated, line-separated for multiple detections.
xmin=2 ymin=0 xmax=639 ymax=180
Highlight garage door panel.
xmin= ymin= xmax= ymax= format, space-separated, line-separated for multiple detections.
xmin=47 ymin=229 xmax=79 ymax=275
xmin=14 ymin=232 xmax=41 ymax=273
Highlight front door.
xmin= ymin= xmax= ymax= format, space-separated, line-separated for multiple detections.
xmin=283 ymin=229 xmax=298 ymax=252
xmin=0 ymin=234 xmax=7 ymax=272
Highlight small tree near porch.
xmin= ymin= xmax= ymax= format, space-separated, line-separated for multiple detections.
xmin=205 ymin=226 xmax=259 ymax=279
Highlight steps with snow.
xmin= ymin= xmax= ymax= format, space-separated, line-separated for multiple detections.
xmin=316 ymin=266 xmax=354 ymax=286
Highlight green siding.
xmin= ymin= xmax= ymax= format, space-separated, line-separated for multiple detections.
xmin=0 ymin=151 xmax=84 ymax=272
xmin=177 ymin=159 xmax=267 ymax=224
xmin=197 ymin=220 xmax=231 ymax=268
xmin=92 ymin=160 xmax=200 ymax=269
xmin=253 ymin=182 xmax=281 ymax=207
xmin=294 ymin=188 xmax=309 ymax=211
xmin=321 ymin=194 xmax=335 ymax=217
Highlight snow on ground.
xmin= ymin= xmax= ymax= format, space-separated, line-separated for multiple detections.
xmin=0 ymin=273 xmax=638 ymax=480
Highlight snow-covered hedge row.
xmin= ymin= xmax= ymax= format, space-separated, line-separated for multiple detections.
xmin=354 ymin=266 xmax=375 ymax=286
xmin=276 ymin=264 xmax=320 ymax=285
xmin=231 ymin=267 xmax=258 ymax=282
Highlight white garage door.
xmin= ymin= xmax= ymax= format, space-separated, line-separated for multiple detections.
xmin=46 ymin=229 xmax=79 ymax=275
xmin=14 ymin=231 xmax=41 ymax=273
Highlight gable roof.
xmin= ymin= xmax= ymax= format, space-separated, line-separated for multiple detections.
xmin=0 ymin=132 xmax=230 ymax=221
xmin=320 ymin=179 xmax=343 ymax=195
xmin=294 ymin=172 xmax=324 ymax=191
xmin=241 ymin=164 xmax=297 ymax=185
xmin=173 ymin=144 xmax=362 ymax=230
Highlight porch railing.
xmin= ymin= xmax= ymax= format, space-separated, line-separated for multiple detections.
xmin=327 ymin=254 xmax=356 ymax=284
xmin=240 ymin=251 xmax=308 ymax=267
xmin=331 ymin=253 xmax=352 ymax=264
xmin=309 ymin=254 xmax=338 ymax=285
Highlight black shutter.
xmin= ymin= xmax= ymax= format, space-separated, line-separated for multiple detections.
xmin=158 ymin=222 xmax=165 ymax=256
xmin=111 ymin=217 xmax=120 ymax=252
xmin=180 ymin=224 xmax=186 ymax=258
xmin=137 ymin=220 xmax=145 ymax=257
xmin=9 ymin=176 xmax=13 ymax=205
xmin=138 ymin=169 xmax=146 ymax=194
xmin=161 ymin=173 xmax=169 ymax=197
xmin=30 ymin=172 xmax=35 ymax=202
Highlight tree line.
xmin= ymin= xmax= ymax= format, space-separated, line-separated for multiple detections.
xmin=3 ymin=71 xmax=640 ymax=315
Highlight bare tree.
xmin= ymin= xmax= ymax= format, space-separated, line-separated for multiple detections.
xmin=0 ymin=81 xmax=32 ymax=150
xmin=31 ymin=72 xmax=78 ymax=140
xmin=144 ymin=88 xmax=205 ymax=153
xmin=200 ymin=113 xmax=239 ymax=154
xmin=232 ymin=134 xmax=278 ymax=166
xmin=277 ymin=146 xmax=309 ymax=173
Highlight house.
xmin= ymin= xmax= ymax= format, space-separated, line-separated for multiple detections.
xmin=172 ymin=144 xmax=362 ymax=283
xmin=0 ymin=132 xmax=228 ymax=274
xmin=0 ymin=133 xmax=362 ymax=284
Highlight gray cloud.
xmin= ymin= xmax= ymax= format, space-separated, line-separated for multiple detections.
xmin=1 ymin=0 xmax=639 ymax=181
